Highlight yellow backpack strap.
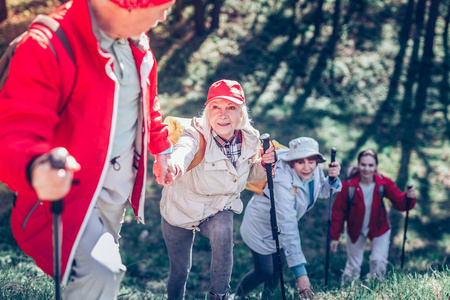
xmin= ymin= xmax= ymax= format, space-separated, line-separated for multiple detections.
xmin=186 ymin=130 xmax=206 ymax=172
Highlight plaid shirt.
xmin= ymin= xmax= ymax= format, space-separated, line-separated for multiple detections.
xmin=212 ymin=130 xmax=242 ymax=167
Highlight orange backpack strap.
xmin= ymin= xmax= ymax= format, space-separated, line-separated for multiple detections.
xmin=293 ymin=186 xmax=297 ymax=196
xmin=186 ymin=130 xmax=206 ymax=172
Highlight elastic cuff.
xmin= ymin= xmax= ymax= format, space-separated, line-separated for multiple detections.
xmin=157 ymin=145 xmax=173 ymax=155
xmin=291 ymin=263 xmax=307 ymax=278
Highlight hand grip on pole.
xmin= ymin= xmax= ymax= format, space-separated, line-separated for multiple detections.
xmin=49 ymin=147 xmax=68 ymax=215
xmin=260 ymin=133 xmax=271 ymax=161
xmin=329 ymin=147 xmax=337 ymax=183
xmin=405 ymin=183 xmax=413 ymax=210
xmin=260 ymin=133 xmax=273 ymax=190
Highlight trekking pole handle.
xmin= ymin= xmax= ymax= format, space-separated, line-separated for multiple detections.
xmin=406 ymin=184 xmax=413 ymax=209
xmin=329 ymin=147 xmax=337 ymax=182
xmin=48 ymin=147 xmax=69 ymax=215
xmin=260 ymin=133 xmax=272 ymax=167
xmin=260 ymin=133 xmax=275 ymax=194
xmin=261 ymin=133 xmax=271 ymax=153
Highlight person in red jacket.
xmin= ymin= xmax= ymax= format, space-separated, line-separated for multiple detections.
xmin=0 ymin=0 xmax=176 ymax=299
xmin=330 ymin=150 xmax=416 ymax=284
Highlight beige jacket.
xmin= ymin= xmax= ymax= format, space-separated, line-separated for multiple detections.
xmin=160 ymin=118 xmax=267 ymax=229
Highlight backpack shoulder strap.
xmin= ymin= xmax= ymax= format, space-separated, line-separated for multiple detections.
xmin=186 ymin=130 xmax=206 ymax=172
xmin=344 ymin=181 xmax=356 ymax=222
xmin=379 ymin=184 xmax=385 ymax=200
xmin=0 ymin=15 xmax=75 ymax=113
xmin=31 ymin=15 xmax=75 ymax=64
xmin=348 ymin=185 xmax=356 ymax=205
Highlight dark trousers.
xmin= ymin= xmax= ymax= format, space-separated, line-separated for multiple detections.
xmin=235 ymin=249 xmax=286 ymax=297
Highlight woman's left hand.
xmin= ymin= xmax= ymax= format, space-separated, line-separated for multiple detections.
xmin=260 ymin=146 xmax=276 ymax=164
xmin=328 ymin=161 xmax=341 ymax=178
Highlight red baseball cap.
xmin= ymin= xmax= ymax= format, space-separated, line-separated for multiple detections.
xmin=205 ymin=79 xmax=245 ymax=106
xmin=108 ymin=0 xmax=174 ymax=9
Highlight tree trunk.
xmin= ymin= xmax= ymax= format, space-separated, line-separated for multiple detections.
xmin=173 ymin=0 xmax=183 ymax=21
xmin=391 ymin=0 xmax=441 ymax=260
xmin=0 ymin=0 xmax=7 ymax=23
xmin=396 ymin=0 xmax=427 ymax=190
xmin=210 ymin=0 xmax=223 ymax=30
xmin=293 ymin=0 xmax=341 ymax=114
xmin=194 ymin=0 xmax=205 ymax=35
xmin=439 ymin=2 xmax=450 ymax=139
xmin=343 ymin=0 xmax=415 ymax=169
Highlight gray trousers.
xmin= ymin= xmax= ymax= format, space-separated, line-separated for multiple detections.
xmin=63 ymin=147 xmax=135 ymax=299
xmin=343 ymin=230 xmax=390 ymax=282
xmin=161 ymin=210 xmax=234 ymax=300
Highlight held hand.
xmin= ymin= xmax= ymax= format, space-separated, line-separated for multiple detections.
xmin=154 ymin=154 xmax=176 ymax=186
xmin=296 ymin=275 xmax=314 ymax=299
xmin=260 ymin=146 xmax=276 ymax=164
xmin=330 ymin=240 xmax=339 ymax=254
xmin=328 ymin=161 xmax=341 ymax=178
xmin=405 ymin=185 xmax=416 ymax=199
xmin=31 ymin=152 xmax=80 ymax=201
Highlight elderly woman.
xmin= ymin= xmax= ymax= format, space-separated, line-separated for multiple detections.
xmin=330 ymin=150 xmax=416 ymax=284
xmin=157 ymin=79 xmax=275 ymax=300
xmin=236 ymin=137 xmax=341 ymax=299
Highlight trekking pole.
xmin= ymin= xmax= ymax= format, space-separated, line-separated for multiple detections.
xmin=260 ymin=133 xmax=286 ymax=300
xmin=401 ymin=184 xmax=414 ymax=269
xmin=48 ymin=147 xmax=69 ymax=300
xmin=324 ymin=147 xmax=337 ymax=286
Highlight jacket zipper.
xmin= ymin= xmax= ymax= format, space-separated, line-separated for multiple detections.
xmin=22 ymin=199 xmax=41 ymax=229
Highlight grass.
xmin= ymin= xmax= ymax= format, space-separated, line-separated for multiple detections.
xmin=1 ymin=249 xmax=449 ymax=300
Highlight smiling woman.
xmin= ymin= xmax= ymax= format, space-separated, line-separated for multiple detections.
xmin=330 ymin=149 xmax=417 ymax=285
xmin=236 ymin=137 xmax=342 ymax=299
xmin=157 ymin=79 xmax=276 ymax=300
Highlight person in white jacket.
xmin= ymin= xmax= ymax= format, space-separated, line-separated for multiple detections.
xmin=158 ymin=79 xmax=276 ymax=300
xmin=236 ymin=137 xmax=342 ymax=299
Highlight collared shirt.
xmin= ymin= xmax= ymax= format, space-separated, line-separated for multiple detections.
xmin=212 ymin=130 xmax=242 ymax=167
xmin=99 ymin=30 xmax=140 ymax=158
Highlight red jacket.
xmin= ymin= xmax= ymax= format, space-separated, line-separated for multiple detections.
xmin=330 ymin=173 xmax=416 ymax=243
xmin=0 ymin=0 xmax=171 ymax=283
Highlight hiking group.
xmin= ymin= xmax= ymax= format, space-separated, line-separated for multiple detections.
xmin=0 ymin=0 xmax=417 ymax=299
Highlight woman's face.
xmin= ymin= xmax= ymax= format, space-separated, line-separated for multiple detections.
xmin=357 ymin=155 xmax=377 ymax=181
xmin=208 ymin=99 xmax=242 ymax=140
xmin=293 ymin=158 xmax=318 ymax=180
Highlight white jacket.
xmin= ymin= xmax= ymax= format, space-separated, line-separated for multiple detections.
xmin=240 ymin=150 xmax=342 ymax=268
xmin=160 ymin=118 xmax=268 ymax=229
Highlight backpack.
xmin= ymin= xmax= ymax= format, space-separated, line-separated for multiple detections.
xmin=0 ymin=14 xmax=75 ymax=90
xmin=164 ymin=116 xmax=288 ymax=195
xmin=245 ymin=140 xmax=288 ymax=195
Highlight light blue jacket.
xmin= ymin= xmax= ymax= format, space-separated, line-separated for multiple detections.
xmin=240 ymin=150 xmax=342 ymax=275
